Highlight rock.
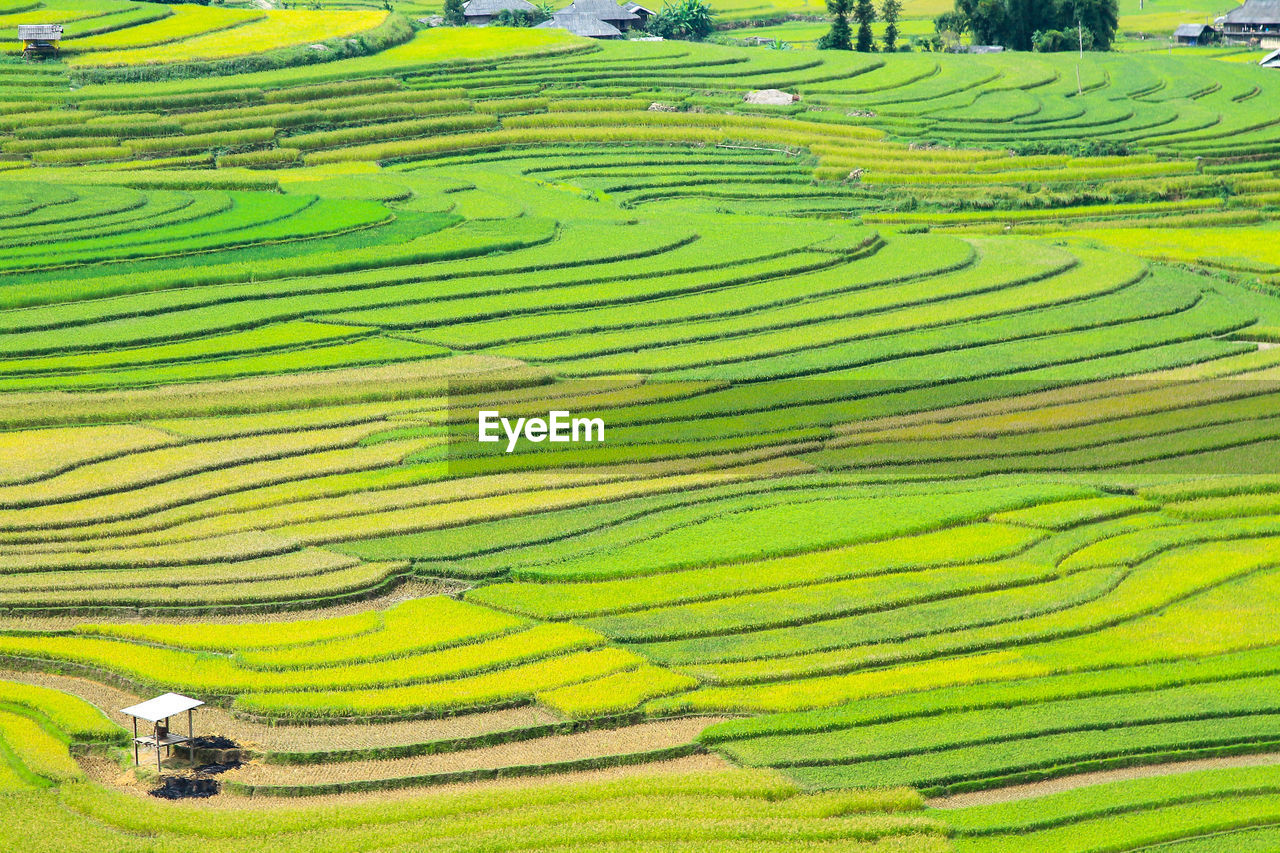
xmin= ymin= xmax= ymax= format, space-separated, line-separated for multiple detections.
xmin=648 ymin=102 xmax=678 ymax=112
xmin=309 ymin=43 xmax=328 ymax=51
xmin=744 ymin=89 xmax=798 ymax=106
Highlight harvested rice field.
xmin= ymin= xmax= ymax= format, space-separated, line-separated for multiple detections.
xmin=4 ymin=4 xmax=1280 ymax=851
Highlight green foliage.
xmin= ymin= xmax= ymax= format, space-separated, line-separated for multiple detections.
xmin=493 ymin=8 xmax=549 ymax=26
xmin=881 ymin=0 xmax=900 ymax=51
xmin=950 ymin=0 xmax=1117 ymax=51
xmin=819 ymin=0 xmax=852 ymax=50
xmin=854 ymin=0 xmax=875 ymax=51
xmin=646 ymin=0 xmax=716 ymax=40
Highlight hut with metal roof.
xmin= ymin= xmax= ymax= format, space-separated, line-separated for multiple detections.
xmin=558 ymin=0 xmax=640 ymax=30
xmin=623 ymin=2 xmax=656 ymax=26
xmin=462 ymin=0 xmax=539 ymax=25
xmin=1222 ymin=0 xmax=1280 ymax=45
xmin=18 ymin=24 xmax=62 ymax=58
xmin=536 ymin=12 xmax=624 ymax=38
xmin=1174 ymin=23 xmax=1216 ymax=44
xmin=120 ymin=693 xmax=204 ymax=773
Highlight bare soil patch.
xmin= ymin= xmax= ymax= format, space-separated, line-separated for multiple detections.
xmin=225 ymin=717 xmax=725 ymax=788
xmin=928 ymin=752 xmax=1280 ymax=809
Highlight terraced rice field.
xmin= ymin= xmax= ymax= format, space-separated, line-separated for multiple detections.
xmin=4 ymin=7 xmax=1280 ymax=852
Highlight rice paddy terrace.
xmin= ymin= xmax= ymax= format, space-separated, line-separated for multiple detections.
xmin=4 ymin=10 xmax=1280 ymax=852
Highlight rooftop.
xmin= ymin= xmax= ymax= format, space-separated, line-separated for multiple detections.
xmin=561 ymin=0 xmax=639 ymax=22
xmin=537 ymin=12 xmax=625 ymax=36
xmin=120 ymin=693 xmax=204 ymax=723
xmin=463 ymin=0 xmax=538 ymax=15
xmin=1224 ymin=0 xmax=1280 ymax=24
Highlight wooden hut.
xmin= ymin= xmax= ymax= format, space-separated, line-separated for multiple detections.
xmin=557 ymin=0 xmax=640 ymax=30
xmin=1222 ymin=0 xmax=1280 ymax=46
xmin=18 ymin=24 xmax=62 ymax=58
xmin=536 ymin=12 xmax=624 ymax=38
xmin=1174 ymin=23 xmax=1216 ymax=45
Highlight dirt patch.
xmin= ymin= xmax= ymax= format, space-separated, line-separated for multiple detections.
xmin=744 ymin=89 xmax=798 ymax=105
xmin=226 ymin=717 xmax=726 ymax=788
xmin=927 ymin=752 xmax=1280 ymax=809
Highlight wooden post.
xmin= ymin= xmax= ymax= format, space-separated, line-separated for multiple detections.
xmin=188 ymin=709 xmax=193 ymax=740
xmin=132 ymin=717 xmax=138 ymax=766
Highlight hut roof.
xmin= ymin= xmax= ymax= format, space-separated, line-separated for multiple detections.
xmin=17 ymin=24 xmax=63 ymax=39
xmin=1224 ymin=0 xmax=1280 ymax=24
xmin=561 ymin=0 xmax=639 ymax=22
xmin=537 ymin=12 xmax=624 ymax=36
xmin=120 ymin=693 xmax=204 ymax=723
xmin=1174 ymin=23 xmax=1212 ymax=37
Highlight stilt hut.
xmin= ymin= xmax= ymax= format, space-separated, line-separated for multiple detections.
xmin=121 ymin=693 xmax=204 ymax=773
xmin=18 ymin=24 xmax=62 ymax=58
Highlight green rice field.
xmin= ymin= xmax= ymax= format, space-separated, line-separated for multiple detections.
xmin=3 ymin=2 xmax=1280 ymax=851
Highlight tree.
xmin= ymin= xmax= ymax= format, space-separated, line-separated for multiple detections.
xmin=934 ymin=10 xmax=966 ymax=34
xmin=646 ymin=0 xmax=715 ymax=40
xmin=854 ymin=0 xmax=876 ymax=51
xmin=945 ymin=0 xmax=1117 ymax=51
xmin=881 ymin=0 xmax=901 ymax=51
xmin=494 ymin=6 xmax=549 ymax=25
xmin=1031 ymin=28 xmax=1068 ymax=51
xmin=443 ymin=0 xmax=465 ymax=25
xmin=1061 ymin=0 xmax=1119 ymax=50
xmin=818 ymin=0 xmax=853 ymax=50
xmin=955 ymin=0 xmax=1008 ymax=45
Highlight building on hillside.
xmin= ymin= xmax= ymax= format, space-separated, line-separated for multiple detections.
xmin=623 ymin=2 xmax=656 ymax=26
xmin=1221 ymin=0 xmax=1280 ymax=46
xmin=536 ymin=12 xmax=624 ymax=38
xmin=17 ymin=24 xmax=62 ymax=58
xmin=462 ymin=0 xmax=538 ymax=25
xmin=1174 ymin=23 xmax=1216 ymax=44
xmin=558 ymin=0 xmax=640 ymax=30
